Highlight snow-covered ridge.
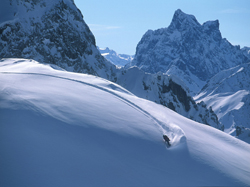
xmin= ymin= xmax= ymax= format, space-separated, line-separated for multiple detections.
xmin=195 ymin=63 xmax=250 ymax=143
xmin=1 ymin=58 xmax=250 ymax=186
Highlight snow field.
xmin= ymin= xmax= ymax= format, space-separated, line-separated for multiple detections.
xmin=1 ymin=58 xmax=250 ymax=186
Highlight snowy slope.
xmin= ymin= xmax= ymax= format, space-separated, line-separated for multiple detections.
xmin=98 ymin=47 xmax=133 ymax=67
xmin=195 ymin=63 xmax=250 ymax=143
xmin=127 ymin=9 xmax=248 ymax=95
xmin=1 ymin=58 xmax=250 ymax=186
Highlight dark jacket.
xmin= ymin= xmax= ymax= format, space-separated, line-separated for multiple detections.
xmin=163 ymin=135 xmax=170 ymax=142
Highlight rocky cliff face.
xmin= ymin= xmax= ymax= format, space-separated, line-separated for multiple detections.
xmin=0 ymin=0 xmax=117 ymax=80
xmin=127 ymin=9 xmax=249 ymax=95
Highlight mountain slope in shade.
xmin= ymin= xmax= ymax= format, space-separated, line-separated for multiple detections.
xmin=98 ymin=47 xmax=133 ymax=67
xmin=1 ymin=58 xmax=250 ymax=186
xmin=195 ymin=63 xmax=250 ymax=143
xmin=127 ymin=9 xmax=249 ymax=95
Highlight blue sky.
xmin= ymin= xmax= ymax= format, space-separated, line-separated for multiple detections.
xmin=74 ymin=0 xmax=250 ymax=55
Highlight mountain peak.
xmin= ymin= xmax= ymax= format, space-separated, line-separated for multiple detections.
xmin=169 ymin=9 xmax=200 ymax=30
xmin=174 ymin=9 xmax=186 ymax=17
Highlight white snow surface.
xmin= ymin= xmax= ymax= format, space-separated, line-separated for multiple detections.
xmin=1 ymin=58 xmax=250 ymax=186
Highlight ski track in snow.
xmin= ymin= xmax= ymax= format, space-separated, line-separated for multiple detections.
xmin=0 ymin=71 xmax=185 ymax=147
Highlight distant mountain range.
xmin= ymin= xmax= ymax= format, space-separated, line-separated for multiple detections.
xmin=98 ymin=47 xmax=133 ymax=67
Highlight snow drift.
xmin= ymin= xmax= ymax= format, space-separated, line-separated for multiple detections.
xmin=1 ymin=58 xmax=250 ymax=186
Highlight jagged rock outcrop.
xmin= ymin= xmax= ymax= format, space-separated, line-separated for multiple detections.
xmin=127 ymin=9 xmax=249 ymax=95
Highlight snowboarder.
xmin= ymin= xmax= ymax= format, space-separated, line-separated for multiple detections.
xmin=163 ymin=135 xmax=171 ymax=147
